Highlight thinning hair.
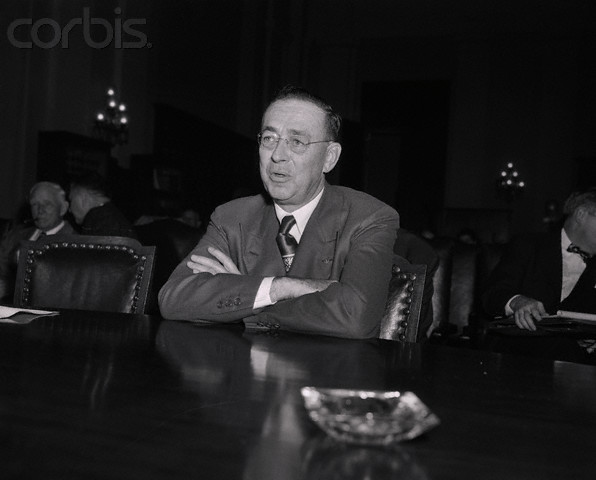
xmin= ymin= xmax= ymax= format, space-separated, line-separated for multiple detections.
xmin=267 ymin=85 xmax=342 ymax=141
xmin=563 ymin=187 xmax=596 ymax=216
xmin=29 ymin=181 xmax=67 ymax=201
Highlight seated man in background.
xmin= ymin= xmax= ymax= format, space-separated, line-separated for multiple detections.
xmin=0 ymin=181 xmax=75 ymax=301
xmin=69 ymin=173 xmax=137 ymax=239
xmin=159 ymin=85 xmax=400 ymax=339
xmin=483 ymin=187 xmax=596 ymax=328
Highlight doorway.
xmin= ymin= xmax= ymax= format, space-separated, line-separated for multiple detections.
xmin=361 ymin=81 xmax=450 ymax=233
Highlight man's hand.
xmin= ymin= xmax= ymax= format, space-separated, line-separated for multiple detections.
xmin=187 ymin=247 xmax=241 ymax=275
xmin=270 ymin=277 xmax=337 ymax=303
xmin=510 ymin=295 xmax=548 ymax=331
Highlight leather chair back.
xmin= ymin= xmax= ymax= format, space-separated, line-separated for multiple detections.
xmin=13 ymin=235 xmax=155 ymax=313
xmin=428 ymin=237 xmax=454 ymax=333
xmin=380 ymin=256 xmax=427 ymax=342
xmin=477 ymin=242 xmax=506 ymax=296
xmin=135 ymin=219 xmax=202 ymax=290
xmin=449 ymin=242 xmax=480 ymax=329
xmin=0 ymin=218 xmax=12 ymax=239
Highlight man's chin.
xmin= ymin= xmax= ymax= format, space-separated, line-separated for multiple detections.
xmin=265 ymin=181 xmax=293 ymax=196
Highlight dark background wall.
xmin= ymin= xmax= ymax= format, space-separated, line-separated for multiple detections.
xmin=1 ymin=0 xmax=595 ymax=239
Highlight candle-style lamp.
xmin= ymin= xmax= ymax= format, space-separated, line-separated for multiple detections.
xmin=93 ymin=88 xmax=129 ymax=147
xmin=497 ymin=162 xmax=525 ymax=202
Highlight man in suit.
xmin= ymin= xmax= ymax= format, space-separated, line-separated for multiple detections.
xmin=0 ymin=181 xmax=75 ymax=301
xmin=483 ymin=187 xmax=596 ymax=331
xmin=68 ymin=172 xmax=137 ymax=239
xmin=159 ymin=85 xmax=400 ymax=339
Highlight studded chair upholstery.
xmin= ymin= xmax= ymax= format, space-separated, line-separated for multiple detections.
xmin=13 ymin=235 xmax=156 ymax=314
xmin=135 ymin=218 xmax=203 ymax=291
xmin=379 ymin=256 xmax=428 ymax=342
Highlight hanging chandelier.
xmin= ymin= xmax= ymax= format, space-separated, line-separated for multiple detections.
xmin=93 ymin=87 xmax=129 ymax=147
xmin=496 ymin=162 xmax=525 ymax=202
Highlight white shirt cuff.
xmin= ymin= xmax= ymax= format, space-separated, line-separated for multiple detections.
xmin=254 ymin=277 xmax=276 ymax=309
xmin=504 ymin=295 xmax=520 ymax=316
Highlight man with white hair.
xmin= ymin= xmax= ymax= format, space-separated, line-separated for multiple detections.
xmin=0 ymin=181 xmax=75 ymax=301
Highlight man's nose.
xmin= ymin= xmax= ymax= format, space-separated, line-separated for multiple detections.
xmin=271 ymin=139 xmax=289 ymax=162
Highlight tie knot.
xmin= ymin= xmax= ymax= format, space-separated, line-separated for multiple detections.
xmin=279 ymin=215 xmax=296 ymax=235
xmin=568 ymin=243 xmax=592 ymax=262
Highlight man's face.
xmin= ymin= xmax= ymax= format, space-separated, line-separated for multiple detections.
xmin=29 ymin=187 xmax=66 ymax=231
xmin=578 ymin=207 xmax=596 ymax=254
xmin=68 ymin=188 xmax=88 ymax=225
xmin=259 ymin=99 xmax=340 ymax=212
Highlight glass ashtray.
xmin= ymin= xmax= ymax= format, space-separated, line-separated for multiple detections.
xmin=301 ymin=386 xmax=440 ymax=445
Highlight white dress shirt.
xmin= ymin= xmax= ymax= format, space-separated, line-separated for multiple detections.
xmin=253 ymin=188 xmax=325 ymax=309
xmin=29 ymin=221 xmax=67 ymax=241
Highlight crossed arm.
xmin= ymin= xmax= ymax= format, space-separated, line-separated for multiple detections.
xmin=187 ymin=246 xmax=336 ymax=302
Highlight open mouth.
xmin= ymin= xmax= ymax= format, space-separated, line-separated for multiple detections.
xmin=270 ymin=171 xmax=289 ymax=181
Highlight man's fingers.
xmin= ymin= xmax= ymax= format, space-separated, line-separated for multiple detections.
xmin=186 ymin=250 xmax=240 ymax=275
xmin=187 ymin=255 xmax=227 ymax=275
xmin=514 ymin=308 xmax=537 ymax=331
xmin=207 ymin=247 xmax=240 ymax=274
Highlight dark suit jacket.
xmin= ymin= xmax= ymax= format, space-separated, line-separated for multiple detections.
xmin=81 ymin=202 xmax=137 ymax=239
xmin=158 ymin=185 xmax=400 ymax=339
xmin=0 ymin=221 xmax=75 ymax=300
xmin=481 ymin=232 xmax=563 ymax=316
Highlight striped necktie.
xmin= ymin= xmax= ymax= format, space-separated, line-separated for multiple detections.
xmin=276 ymin=216 xmax=297 ymax=272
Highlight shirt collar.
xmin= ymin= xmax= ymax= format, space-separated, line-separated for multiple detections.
xmin=38 ymin=220 xmax=66 ymax=237
xmin=561 ymin=227 xmax=572 ymax=250
xmin=274 ymin=188 xmax=324 ymax=238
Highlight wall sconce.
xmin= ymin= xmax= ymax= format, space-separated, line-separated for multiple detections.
xmin=497 ymin=162 xmax=525 ymax=202
xmin=93 ymin=88 xmax=129 ymax=147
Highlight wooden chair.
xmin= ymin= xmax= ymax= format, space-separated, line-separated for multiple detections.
xmin=379 ymin=256 xmax=427 ymax=342
xmin=13 ymin=235 xmax=156 ymax=314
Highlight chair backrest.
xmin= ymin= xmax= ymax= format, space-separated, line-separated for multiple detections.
xmin=379 ymin=256 xmax=427 ymax=342
xmin=449 ymin=241 xmax=480 ymax=329
xmin=135 ymin=218 xmax=202 ymax=290
xmin=428 ymin=237 xmax=454 ymax=332
xmin=13 ymin=235 xmax=156 ymax=314
xmin=0 ymin=217 xmax=12 ymax=239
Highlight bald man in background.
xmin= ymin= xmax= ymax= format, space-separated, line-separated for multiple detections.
xmin=0 ymin=181 xmax=75 ymax=301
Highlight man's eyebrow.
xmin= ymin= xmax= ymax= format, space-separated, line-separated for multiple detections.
xmin=261 ymin=126 xmax=278 ymax=133
xmin=287 ymin=129 xmax=308 ymax=136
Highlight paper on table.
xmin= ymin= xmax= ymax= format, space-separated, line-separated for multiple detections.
xmin=0 ymin=305 xmax=59 ymax=324
xmin=556 ymin=310 xmax=596 ymax=325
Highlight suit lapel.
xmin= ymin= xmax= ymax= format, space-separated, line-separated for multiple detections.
xmin=242 ymin=202 xmax=286 ymax=276
xmin=290 ymin=186 xmax=341 ymax=279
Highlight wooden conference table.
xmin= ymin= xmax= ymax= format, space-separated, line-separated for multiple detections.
xmin=1 ymin=309 xmax=596 ymax=479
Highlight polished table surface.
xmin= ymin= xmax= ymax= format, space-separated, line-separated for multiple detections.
xmin=1 ymin=310 xmax=596 ymax=479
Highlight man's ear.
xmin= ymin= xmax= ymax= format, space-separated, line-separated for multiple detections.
xmin=322 ymin=142 xmax=342 ymax=174
xmin=60 ymin=200 xmax=69 ymax=217
xmin=575 ymin=207 xmax=588 ymax=224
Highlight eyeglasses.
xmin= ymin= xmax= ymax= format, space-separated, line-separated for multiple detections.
xmin=257 ymin=132 xmax=332 ymax=155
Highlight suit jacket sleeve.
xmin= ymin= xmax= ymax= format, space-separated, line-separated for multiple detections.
xmin=158 ymin=202 xmax=267 ymax=323
xmin=481 ymin=233 xmax=561 ymax=316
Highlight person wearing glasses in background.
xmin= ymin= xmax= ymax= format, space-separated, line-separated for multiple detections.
xmin=159 ymin=85 xmax=399 ymax=339
xmin=0 ymin=181 xmax=75 ymax=302
xmin=482 ymin=187 xmax=596 ymax=362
